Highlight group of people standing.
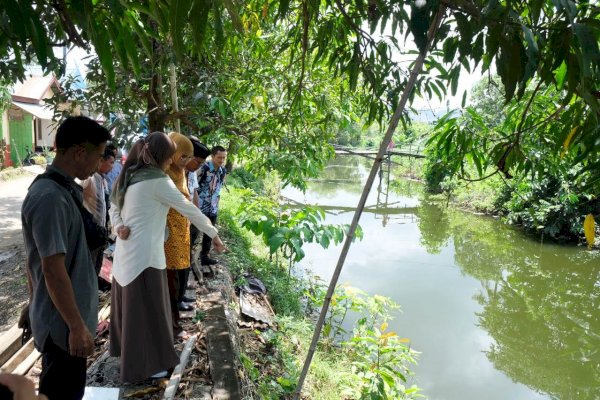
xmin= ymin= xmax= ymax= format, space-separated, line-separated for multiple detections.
xmin=17 ymin=116 xmax=229 ymax=399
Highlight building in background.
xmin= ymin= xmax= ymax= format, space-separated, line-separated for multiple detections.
xmin=0 ymin=58 xmax=88 ymax=168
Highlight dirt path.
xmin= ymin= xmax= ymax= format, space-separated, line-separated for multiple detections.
xmin=0 ymin=167 xmax=44 ymax=333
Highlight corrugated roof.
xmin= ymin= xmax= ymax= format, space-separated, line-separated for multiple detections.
xmin=11 ymin=101 xmax=54 ymax=120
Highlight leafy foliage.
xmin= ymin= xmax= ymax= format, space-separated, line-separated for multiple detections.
xmin=236 ymin=189 xmax=360 ymax=269
xmin=425 ymin=74 xmax=600 ymax=241
xmin=0 ymin=0 xmax=242 ymax=87
xmin=5 ymin=0 xmax=600 ymax=183
xmin=500 ymin=168 xmax=600 ymax=241
xmin=316 ymin=285 xmax=421 ymax=400
xmin=219 ymin=188 xmax=305 ymax=316
xmin=344 ymin=321 xmax=421 ymax=400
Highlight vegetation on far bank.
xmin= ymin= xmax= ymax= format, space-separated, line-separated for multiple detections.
xmin=422 ymin=76 xmax=600 ymax=244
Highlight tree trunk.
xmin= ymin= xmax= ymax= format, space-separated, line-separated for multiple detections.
xmin=147 ymin=22 xmax=165 ymax=133
xmin=169 ymin=62 xmax=181 ymax=133
xmin=148 ymin=71 xmax=165 ymax=132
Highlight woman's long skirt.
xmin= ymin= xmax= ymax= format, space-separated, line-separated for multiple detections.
xmin=110 ymin=267 xmax=179 ymax=383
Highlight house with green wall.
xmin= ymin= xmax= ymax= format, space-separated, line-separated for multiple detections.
xmin=0 ymin=74 xmax=61 ymax=167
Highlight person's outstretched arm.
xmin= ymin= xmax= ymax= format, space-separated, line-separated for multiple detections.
xmin=154 ymin=178 xmax=227 ymax=252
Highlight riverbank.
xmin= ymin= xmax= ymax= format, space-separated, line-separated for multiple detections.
xmin=390 ymin=156 xmax=594 ymax=245
xmin=217 ymin=185 xmax=422 ymax=399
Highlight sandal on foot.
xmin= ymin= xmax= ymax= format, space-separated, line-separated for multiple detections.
xmin=150 ymin=370 xmax=168 ymax=379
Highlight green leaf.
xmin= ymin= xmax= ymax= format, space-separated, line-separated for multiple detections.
xmin=170 ymin=0 xmax=193 ymax=58
xmin=529 ymin=0 xmax=544 ymax=24
xmin=409 ymin=5 xmax=429 ymax=53
xmin=278 ymin=0 xmax=291 ymax=18
xmin=554 ymin=60 xmax=567 ymax=89
xmin=573 ymin=23 xmax=599 ymax=79
xmin=150 ymin=0 xmax=169 ymax=30
xmin=91 ymin=21 xmax=115 ymax=88
xmin=5 ymin=0 xmax=28 ymax=41
xmin=450 ymin=66 xmax=459 ymax=96
xmin=290 ymin=237 xmax=305 ymax=261
xmin=128 ymin=15 xmax=153 ymax=55
xmin=29 ymin=24 xmax=48 ymax=67
xmin=496 ymin=36 xmax=524 ymax=101
xmin=213 ymin=1 xmax=225 ymax=53
xmin=106 ymin=22 xmax=129 ymax=73
xmin=190 ymin=0 xmax=210 ymax=51
xmin=319 ymin=233 xmax=331 ymax=248
xmin=267 ymin=233 xmax=286 ymax=254
xmin=521 ymin=24 xmax=539 ymax=84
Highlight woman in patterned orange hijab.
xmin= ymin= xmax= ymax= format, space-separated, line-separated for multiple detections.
xmin=164 ymin=131 xmax=195 ymax=339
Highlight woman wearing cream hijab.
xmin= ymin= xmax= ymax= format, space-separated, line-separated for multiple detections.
xmin=165 ymin=132 xmax=198 ymax=338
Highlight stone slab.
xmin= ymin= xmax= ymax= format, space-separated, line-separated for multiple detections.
xmin=83 ymin=387 xmax=121 ymax=400
xmin=205 ymin=303 xmax=241 ymax=399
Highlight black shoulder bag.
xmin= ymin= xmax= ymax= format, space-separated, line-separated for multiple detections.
xmin=33 ymin=171 xmax=109 ymax=252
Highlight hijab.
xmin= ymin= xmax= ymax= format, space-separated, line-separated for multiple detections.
xmin=110 ymin=137 xmax=171 ymax=209
xmin=166 ymin=132 xmax=193 ymax=196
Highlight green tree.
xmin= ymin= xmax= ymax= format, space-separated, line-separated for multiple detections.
xmin=4 ymin=0 xmax=600 ymax=176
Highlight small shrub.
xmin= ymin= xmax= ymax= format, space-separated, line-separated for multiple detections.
xmin=32 ymin=155 xmax=47 ymax=165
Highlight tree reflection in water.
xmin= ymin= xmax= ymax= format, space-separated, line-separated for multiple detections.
xmin=450 ymin=212 xmax=600 ymax=399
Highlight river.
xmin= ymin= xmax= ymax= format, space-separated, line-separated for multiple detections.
xmin=282 ymin=156 xmax=600 ymax=400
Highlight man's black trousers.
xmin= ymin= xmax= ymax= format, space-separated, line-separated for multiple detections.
xmin=39 ymin=336 xmax=87 ymax=400
xmin=200 ymin=214 xmax=218 ymax=261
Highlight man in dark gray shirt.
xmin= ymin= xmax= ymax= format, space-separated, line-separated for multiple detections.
xmin=22 ymin=116 xmax=110 ymax=400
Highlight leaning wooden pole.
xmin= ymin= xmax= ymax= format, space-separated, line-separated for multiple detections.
xmin=292 ymin=6 xmax=446 ymax=399
xmin=169 ymin=62 xmax=181 ymax=133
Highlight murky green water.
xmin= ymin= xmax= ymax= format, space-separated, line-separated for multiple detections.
xmin=283 ymin=156 xmax=600 ymax=400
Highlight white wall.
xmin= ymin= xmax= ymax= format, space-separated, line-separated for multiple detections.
xmin=36 ymin=86 xmax=58 ymax=149
xmin=1 ymin=110 xmax=8 ymax=143
xmin=36 ymin=118 xmax=56 ymax=148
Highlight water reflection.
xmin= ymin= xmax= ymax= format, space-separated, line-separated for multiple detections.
xmin=286 ymin=156 xmax=600 ymax=400
xmin=417 ymin=201 xmax=451 ymax=254
xmin=448 ymin=212 xmax=600 ymax=399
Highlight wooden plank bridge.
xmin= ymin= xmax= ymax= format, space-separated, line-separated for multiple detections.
xmin=333 ymin=145 xmax=425 ymax=159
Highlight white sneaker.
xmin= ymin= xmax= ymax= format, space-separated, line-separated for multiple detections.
xmin=150 ymin=370 xmax=168 ymax=379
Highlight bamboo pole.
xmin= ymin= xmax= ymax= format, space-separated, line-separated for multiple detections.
xmin=169 ymin=63 xmax=181 ymax=133
xmin=292 ymin=7 xmax=447 ymax=399
xmin=162 ymin=334 xmax=197 ymax=400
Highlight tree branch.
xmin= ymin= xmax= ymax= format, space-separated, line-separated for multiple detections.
xmin=164 ymin=110 xmax=192 ymax=122
xmin=516 ymin=79 xmax=544 ymax=143
xmin=439 ymin=0 xmax=481 ymax=19
xmin=459 ymin=169 xmax=499 ymax=182
xmin=52 ymin=0 xmax=87 ymax=48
